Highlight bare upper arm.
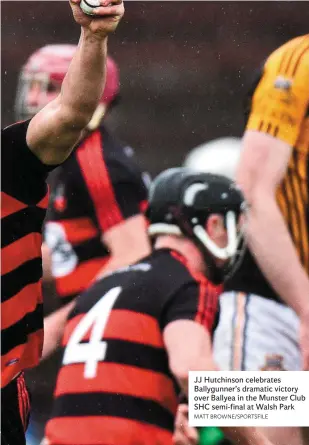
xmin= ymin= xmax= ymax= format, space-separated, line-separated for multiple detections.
xmin=26 ymin=97 xmax=85 ymax=166
xmin=163 ymin=320 xmax=215 ymax=392
xmin=237 ymin=130 xmax=292 ymax=200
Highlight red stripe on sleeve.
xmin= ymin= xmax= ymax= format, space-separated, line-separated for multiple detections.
xmin=195 ymin=280 xmax=207 ymax=325
xmin=170 ymin=250 xmax=221 ymax=329
xmin=17 ymin=378 xmax=26 ymax=431
xmin=76 ymin=131 xmax=123 ymax=233
xmin=18 ymin=374 xmax=29 ymax=432
xmin=204 ymin=283 xmax=222 ymax=330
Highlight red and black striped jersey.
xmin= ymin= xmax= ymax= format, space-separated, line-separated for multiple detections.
xmin=1 ymin=120 xmax=53 ymax=388
xmin=44 ymin=124 xmax=149 ymax=305
xmin=45 ymin=248 xmax=222 ymax=445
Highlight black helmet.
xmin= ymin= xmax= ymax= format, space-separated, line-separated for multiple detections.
xmin=146 ymin=168 xmax=246 ymax=283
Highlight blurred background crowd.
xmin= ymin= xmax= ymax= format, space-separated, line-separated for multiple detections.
xmin=2 ymin=1 xmax=308 ymax=443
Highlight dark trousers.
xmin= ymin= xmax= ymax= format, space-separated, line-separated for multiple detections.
xmin=1 ymin=373 xmax=31 ymax=445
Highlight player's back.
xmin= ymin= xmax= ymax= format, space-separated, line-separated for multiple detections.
xmin=45 ymin=248 xmax=219 ymax=445
xmin=45 ymin=123 xmax=149 ymax=304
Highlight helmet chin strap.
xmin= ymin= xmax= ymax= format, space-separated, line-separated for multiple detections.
xmin=197 ymin=242 xmax=224 ymax=285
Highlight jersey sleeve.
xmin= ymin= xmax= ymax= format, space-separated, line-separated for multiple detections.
xmin=76 ymin=131 xmax=148 ymax=234
xmin=161 ymin=280 xmax=220 ymax=332
xmin=1 ymin=119 xmax=55 ymax=204
xmin=246 ymin=36 xmax=309 ymax=147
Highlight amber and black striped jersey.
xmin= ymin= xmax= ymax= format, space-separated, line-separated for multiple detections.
xmin=44 ymin=124 xmax=149 ymax=305
xmin=226 ymin=34 xmax=309 ymax=303
xmin=1 ymin=120 xmax=52 ymax=388
xmin=45 ymin=248 xmax=221 ymax=445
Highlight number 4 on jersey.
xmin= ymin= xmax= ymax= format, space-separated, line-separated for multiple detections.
xmin=63 ymin=286 xmax=122 ymax=378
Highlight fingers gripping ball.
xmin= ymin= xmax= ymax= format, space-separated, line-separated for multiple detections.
xmin=80 ymin=0 xmax=109 ymax=15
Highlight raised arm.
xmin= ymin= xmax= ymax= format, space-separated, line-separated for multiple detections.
xmin=26 ymin=0 xmax=124 ymax=165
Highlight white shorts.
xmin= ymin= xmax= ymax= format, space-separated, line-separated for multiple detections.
xmin=213 ymin=292 xmax=301 ymax=371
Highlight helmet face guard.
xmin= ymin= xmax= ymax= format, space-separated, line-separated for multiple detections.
xmin=15 ymin=71 xmax=61 ymax=121
xmin=189 ymin=208 xmax=247 ymax=284
xmin=147 ymin=169 xmax=247 ymax=284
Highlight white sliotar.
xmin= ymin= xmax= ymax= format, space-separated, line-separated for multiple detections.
xmin=80 ymin=0 xmax=101 ymax=15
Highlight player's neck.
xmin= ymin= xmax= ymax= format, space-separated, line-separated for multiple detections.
xmin=154 ymin=235 xmax=206 ymax=275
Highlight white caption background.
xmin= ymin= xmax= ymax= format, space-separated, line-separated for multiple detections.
xmin=189 ymin=371 xmax=309 ymax=427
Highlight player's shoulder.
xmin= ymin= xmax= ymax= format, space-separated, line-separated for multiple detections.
xmin=71 ymin=249 xmax=213 ymax=322
xmin=100 ymin=248 xmax=191 ymax=287
xmin=96 ymin=124 xmax=150 ymax=186
xmin=97 ymin=124 xmax=140 ymax=167
xmin=2 ymin=119 xmax=51 ymax=203
xmin=265 ymin=34 xmax=309 ymax=78
xmin=271 ymin=34 xmax=308 ymax=57
xmin=2 ymin=119 xmax=29 ymax=143
xmin=96 ymin=123 xmax=130 ymax=158
xmin=80 ymin=249 xmax=199 ymax=302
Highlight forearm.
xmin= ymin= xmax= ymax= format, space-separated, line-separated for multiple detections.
xmin=60 ymin=29 xmax=107 ymax=125
xmin=246 ymin=194 xmax=309 ymax=316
